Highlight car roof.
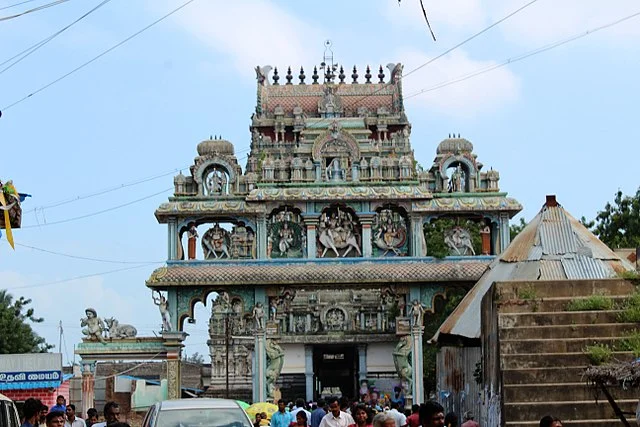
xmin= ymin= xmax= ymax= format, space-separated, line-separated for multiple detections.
xmin=158 ymin=399 xmax=242 ymax=411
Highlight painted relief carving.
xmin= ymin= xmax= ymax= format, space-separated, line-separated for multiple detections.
xmin=317 ymin=207 xmax=362 ymax=258
xmin=202 ymin=223 xmax=255 ymax=260
xmin=372 ymin=208 xmax=408 ymax=256
xmin=202 ymin=224 xmax=231 ymax=259
xmin=229 ymin=224 xmax=256 ymax=259
xmin=444 ymin=226 xmax=476 ymax=256
xmin=268 ymin=209 xmax=304 ymax=258
xmin=204 ymin=167 xmax=229 ymax=196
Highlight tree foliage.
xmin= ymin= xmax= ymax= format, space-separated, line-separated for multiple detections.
xmin=510 ymin=217 xmax=527 ymax=241
xmin=581 ymin=188 xmax=640 ymax=249
xmin=182 ymin=351 xmax=205 ymax=364
xmin=424 ymin=218 xmax=482 ymax=259
xmin=0 ymin=290 xmax=52 ymax=353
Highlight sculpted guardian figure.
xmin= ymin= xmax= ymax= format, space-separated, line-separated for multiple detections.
xmin=253 ymin=302 xmax=265 ymax=330
xmin=409 ymin=299 xmax=425 ymax=327
xmin=81 ymin=308 xmax=106 ymax=344
xmin=265 ymin=339 xmax=285 ymax=398
xmin=153 ymin=291 xmax=172 ymax=332
xmin=392 ymin=335 xmax=412 ymax=392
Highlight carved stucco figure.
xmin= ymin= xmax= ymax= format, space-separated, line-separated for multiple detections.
xmin=104 ymin=317 xmax=138 ymax=338
xmin=265 ymin=339 xmax=285 ymax=399
xmin=392 ymin=335 xmax=412 ymax=393
xmin=80 ymin=308 xmax=106 ymax=344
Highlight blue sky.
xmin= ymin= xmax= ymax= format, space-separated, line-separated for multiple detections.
xmin=1 ymin=0 xmax=639 ymax=363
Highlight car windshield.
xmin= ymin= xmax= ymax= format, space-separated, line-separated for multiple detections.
xmin=156 ymin=407 xmax=253 ymax=427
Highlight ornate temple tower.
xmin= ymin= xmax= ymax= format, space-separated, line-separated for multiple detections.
xmin=146 ymin=63 xmax=521 ymax=403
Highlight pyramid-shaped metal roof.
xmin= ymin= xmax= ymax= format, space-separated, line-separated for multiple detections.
xmin=432 ymin=195 xmax=634 ymax=343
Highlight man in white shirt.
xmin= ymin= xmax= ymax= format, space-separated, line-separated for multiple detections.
xmin=387 ymin=402 xmax=407 ymax=427
xmin=291 ymin=399 xmax=311 ymax=426
xmin=64 ymin=405 xmax=86 ymax=427
xmin=318 ymin=397 xmax=354 ymax=427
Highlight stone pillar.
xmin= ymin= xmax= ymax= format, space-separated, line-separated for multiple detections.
xmin=360 ymin=214 xmax=375 ymax=258
xmin=163 ymin=331 xmax=188 ymax=400
xmin=253 ymin=329 xmax=267 ymax=403
xmin=410 ymin=215 xmax=425 ymax=257
xmin=304 ymin=345 xmax=314 ymax=402
xmin=410 ymin=325 xmax=425 ymax=404
xmin=357 ymin=344 xmax=368 ymax=382
xmin=168 ymin=218 xmax=178 ymax=260
xmin=499 ymin=213 xmax=510 ymax=254
xmin=314 ymin=162 xmax=322 ymax=182
xmin=257 ymin=214 xmax=267 ymax=259
xmin=303 ymin=216 xmax=317 ymax=259
xmin=167 ymin=288 xmax=179 ymax=331
xmin=80 ymin=360 xmax=96 ymax=415
xmin=352 ymin=162 xmax=360 ymax=182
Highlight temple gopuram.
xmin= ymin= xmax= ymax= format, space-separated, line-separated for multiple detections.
xmin=145 ymin=62 xmax=521 ymax=403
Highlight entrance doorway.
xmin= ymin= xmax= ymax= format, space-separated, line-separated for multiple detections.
xmin=313 ymin=345 xmax=357 ymax=399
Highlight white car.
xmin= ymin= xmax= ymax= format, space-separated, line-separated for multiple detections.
xmin=142 ymin=398 xmax=253 ymax=427
xmin=0 ymin=393 xmax=20 ymax=427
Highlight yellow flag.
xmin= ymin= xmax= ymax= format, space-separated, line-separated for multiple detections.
xmin=0 ymin=192 xmax=14 ymax=249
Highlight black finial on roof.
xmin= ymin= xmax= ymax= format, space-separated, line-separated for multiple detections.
xmin=351 ymin=65 xmax=358 ymax=84
xmin=365 ymin=65 xmax=372 ymax=84
xmin=272 ymin=67 xmax=280 ymax=85
xmin=285 ymin=67 xmax=293 ymax=85
xmin=458 ymin=133 xmax=460 ymax=138
xmin=378 ymin=65 xmax=385 ymax=83
xmin=299 ymin=66 xmax=306 ymax=84
xmin=338 ymin=65 xmax=345 ymax=84
xmin=312 ymin=66 xmax=319 ymax=84
xmin=448 ymin=133 xmax=451 ymax=138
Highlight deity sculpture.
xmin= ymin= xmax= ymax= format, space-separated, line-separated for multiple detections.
xmin=409 ymin=300 xmax=425 ymax=327
xmin=444 ymin=226 xmax=476 ymax=256
xmin=266 ymin=339 xmax=285 ymax=398
xmin=80 ymin=308 xmax=106 ymax=343
xmin=373 ymin=209 xmax=408 ymax=256
xmin=449 ymin=164 xmax=465 ymax=193
xmin=202 ymin=224 xmax=231 ymax=259
xmin=392 ymin=335 xmax=412 ymax=393
xmin=253 ymin=302 xmax=265 ymax=330
xmin=278 ymin=222 xmax=294 ymax=255
xmin=326 ymin=158 xmax=344 ymax=181
xmin=187 ymin=223 xmax=198 ymax=260
xmin=153 ymin=291 xmax=172 ymax=332
xmin=205 ymin=169 xmax=227 ymax=195
xmin=317 ymin=209 xmax=362 ymax=258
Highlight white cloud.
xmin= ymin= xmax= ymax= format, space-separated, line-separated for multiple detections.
xmin=158 ymin=0 xmax=325 ymax=77
xmin=400 ymin=48 xmax=520 ymax=117
xmin=490 ymin=0 xmax=640 ymax=46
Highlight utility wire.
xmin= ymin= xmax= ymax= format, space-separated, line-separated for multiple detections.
xmin=12 ymin=241 xmax=164 ymax=264
xmin=22 ymin=166 xmax=187 ymax=214
xmin=404 ymin=10 xmax=640 ymax=100
xmin=0 ymin=0 xmax=39 ymax=12
xmin=0 ymin=0 xmax=112 ymax=75
xmin=21 ymin=187 xmax=172 ymax=228
xmin=7 ymin=262 xmax=161 ymax=290
xmin=1 ymin=0 xmax=198 ymax=112
xmin=0 ymin=0 xmax=71 ymax=22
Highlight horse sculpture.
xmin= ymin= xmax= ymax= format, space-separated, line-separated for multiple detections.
xmin=104 ymin=317 xmax=137 ymax=339
xmin=319 ymin=228 xmax=361 ymax=258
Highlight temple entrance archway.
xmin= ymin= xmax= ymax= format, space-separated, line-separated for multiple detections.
xmin=313 ymin=345 xmax=357 ymax=399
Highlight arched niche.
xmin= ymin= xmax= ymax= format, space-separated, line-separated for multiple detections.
xmin=316 ymin=204 xmax=362 ymax=258
xmin=371 ymin=204 xmax=409 ymax=257
xmin=175 ymin=288 xmax=256 ymax=333
xmin=440 ymin=156 xmax=476 ymax=193
xmin=312 ymin=127 xmax=360 ymax=182
xmin=267 ymin=206 xmax=305 ymax=259
xmin=193 ymin=158 xmax=237 ymax=196
xmin=176 ymin=218 xmax=256 ymax=260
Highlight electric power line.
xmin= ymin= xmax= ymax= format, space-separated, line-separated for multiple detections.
xmin=0 ymin=0 xmax=112 ymax=75
xmin=0 ymin=0 xmax=39 ymax=12
xmin=1 ymin=0 xmax=198 ymax=111
xmin=0 ymin=0 xmax=71 ymax=22
xmin=404 ymin=10 xmax=640 ymax=101
xmin=21 ymin=187 xmax=172 ymax=228
xmin=6 ymin=262 xmax=161 ymax=290
xmin=11 ymin=241 xmax=164 ymax=264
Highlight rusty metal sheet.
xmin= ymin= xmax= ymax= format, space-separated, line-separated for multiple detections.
xmin=539 ymin=260 xmax=567 ymax=280
xmin=539 ymin=206 xmax=579 ymax=255
xmin=561 ymin=255 xmax=612 ymax=279
xmin=502 ymin=215 xmax=540 ymax=262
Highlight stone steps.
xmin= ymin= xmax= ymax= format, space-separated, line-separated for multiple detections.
xmin=502 ymin=367 xmax=587 ymax=384
xmin=503 ymin=400 xmax=638 ymax=423
xmin=499 ymin=322 xmax=637 ymax=340
xmin=498 ymin=296 xmax=628 ymax=313
xmin=496 ymin=279 xmax=635 ymax=299
xmin=501 ymin=351 xmax=635 ymax=369
xmin=503 ymin=383 xmax=639 ymax=402
xmin=500 ymin=336 xmax=628 ymax=354
xmin=499 ymin=310 xmax=623 ymax=328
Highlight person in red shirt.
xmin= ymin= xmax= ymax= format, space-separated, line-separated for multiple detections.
xmin=406 ymin=405 xmax=420 ymax=427
xmin=460 ymin=412 xmax=478 ymax=427
xmin=348 ymin=405 xmax=372 ymax=427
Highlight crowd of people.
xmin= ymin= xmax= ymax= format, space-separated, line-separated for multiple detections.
xmin=19 ymin=395 xmax=127 ymax=427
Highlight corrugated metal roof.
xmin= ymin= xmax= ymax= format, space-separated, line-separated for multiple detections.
xmin=539 ymin=206 xmax=579 ymax=255
xmin=434 ymin=197 xmax=634 ymax=342
xmin=539 ymin=260 xmax=566 ymax=280
xmin=561 ymin=255 xmax=612 ymax=280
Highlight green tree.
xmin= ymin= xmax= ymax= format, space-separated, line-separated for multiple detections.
xmin=0 ymin=290 xmax=52 ymax=353
xmin=581 ymin=188 xmax=640 ymax=249
xmin=424 ymin=218 xmax=482 ymax=259
xmin=510 ymin=217 xmax=527 ymax=241
xmin=182 ymin=351 xmax=205 ymax=364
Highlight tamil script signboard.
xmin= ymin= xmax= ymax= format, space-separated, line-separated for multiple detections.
xmin=0 ymin=353 xmax=63 ymax=390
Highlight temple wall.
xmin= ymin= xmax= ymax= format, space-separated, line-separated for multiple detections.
xmin=281 ymin=343 xmax=305 ymax=374
xmin=366 ymin=342 xmax=395 ymax=372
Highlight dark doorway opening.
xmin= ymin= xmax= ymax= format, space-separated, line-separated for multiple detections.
xmin=313 ymin=345 xmax=357 ymax=400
